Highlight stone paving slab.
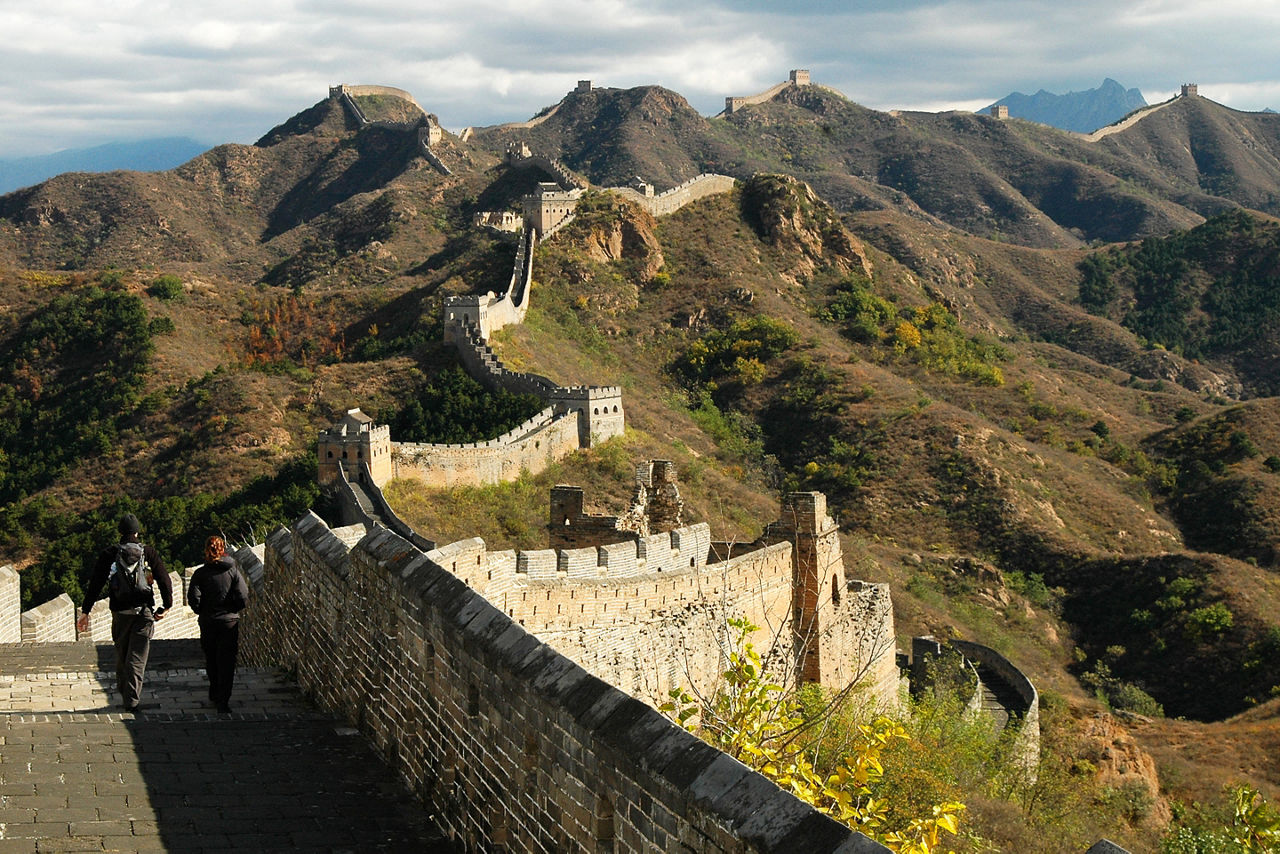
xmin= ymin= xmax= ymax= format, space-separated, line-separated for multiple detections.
xmin=1 ymin=642 xmax=456 ymax=853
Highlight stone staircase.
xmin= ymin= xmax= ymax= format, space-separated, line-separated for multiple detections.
xmin=971 ymin=660 xmax=1028 ymax=731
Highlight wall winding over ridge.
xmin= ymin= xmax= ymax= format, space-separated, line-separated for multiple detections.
xmin=609 ymin=174 xmax=738 ymax=217
xmin=391 ymin=407 xmax=582 ymax=488
xmin=241 ymin=513 xmax=889 ymax=853
xmin=951 ymin=639 xmax=1041 ymax=774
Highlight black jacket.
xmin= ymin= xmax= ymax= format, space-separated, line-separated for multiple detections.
xmin=188 ymin=556 xmax=249 ymax=624
xmin=81 ymin=540 xmax=172 ymax=615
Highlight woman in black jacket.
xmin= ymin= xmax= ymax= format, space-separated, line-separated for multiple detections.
xmin=189 ymin=536 xmax=249 ymax=713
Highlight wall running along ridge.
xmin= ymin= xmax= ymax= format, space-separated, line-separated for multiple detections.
xmin=239 ymin=513 xmax=892 ymax=853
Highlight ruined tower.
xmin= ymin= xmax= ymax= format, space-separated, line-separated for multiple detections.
xmin=761 ymin=492 xmax=844 ymax=684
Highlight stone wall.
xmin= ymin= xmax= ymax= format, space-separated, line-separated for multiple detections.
xmin=331 ymin=84 xmax=426 ymax=131
xmin=392 ymin=409 xmax=582 ymax=488
xmin=21 ymin=593 xmax=77 ymax=643
xmin=951 ymin=639 xmax=1041 ymax=775
xmin=723 ymin=80 xmax=795 ymax=115
xmin=505 ymin=144 xmax=589 ymax=191
xmin=608 ymin=174 xmax=737 ymax=216
xmin=515 ymin=540 xmax=797 ymax=705
xmin=241 ymin=513 xmax=888 ymax=853
xmin=0 ymin=565 xmax=19 ymax=642
xmin=391 ymin=507 xmax=897 ymax=713
xmin=443 ymin=228 xmax=538 ymax=342
xmin=822 ymin=581 xmax=900 ymax=703
xmin=332 ymin=463 xmax=436 ymax=552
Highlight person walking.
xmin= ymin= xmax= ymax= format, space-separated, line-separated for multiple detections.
xmin=188 ymin=536 xmax=249 ymax=714
xmin=77 ymin=513 xmax=172 ymax=712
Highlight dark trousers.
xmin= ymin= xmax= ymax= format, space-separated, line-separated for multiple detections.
xmin=111 ymin=611 xmax=154 ymax=709
xmin=200 ymin=619 xmax=240 ymax=706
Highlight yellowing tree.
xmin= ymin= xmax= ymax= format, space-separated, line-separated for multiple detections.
xmin=894 ymin=320 xmax=923 ymax=351
xmin=662 ymin=618 xmax=964 ymax=853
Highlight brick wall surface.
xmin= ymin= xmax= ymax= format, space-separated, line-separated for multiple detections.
xmin=0 ymin=565 xmax=19 ymax=643
xmin=240 ymin=513 xmax=888 ymax=853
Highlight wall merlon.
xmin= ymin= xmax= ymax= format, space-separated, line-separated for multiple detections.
xmin=518 ymin=549 xmax=560 ymax=578
xmin=559 ymin=546 xmax=602 ymax=577
xmin=598 ymin=541 xmax=640 ymax=575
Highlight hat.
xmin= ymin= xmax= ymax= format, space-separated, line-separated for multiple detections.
xmin=118 ymin=513 xmax=142 ymax=536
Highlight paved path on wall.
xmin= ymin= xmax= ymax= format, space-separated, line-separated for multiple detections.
xmin=0 ymin=640 xmax=456 ymax=853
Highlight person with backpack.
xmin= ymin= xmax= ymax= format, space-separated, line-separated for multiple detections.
xmin=188 ymin=535 xmax=248 ymax=714
xmin=76 ymin=513 xmax=172 ymax=712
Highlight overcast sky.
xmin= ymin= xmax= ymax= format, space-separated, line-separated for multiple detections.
xmin=4 ymin=0 xmax=1279 ymax=157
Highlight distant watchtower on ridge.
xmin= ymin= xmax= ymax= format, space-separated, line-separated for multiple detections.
xmin=1181 ymin=83 xmax=1199 ymax=97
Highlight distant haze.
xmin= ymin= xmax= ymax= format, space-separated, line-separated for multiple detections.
xmin=986 ymin=79 xmax=1149 ymax=133
xmin=0 ymin=138 xmax=211 ymax=195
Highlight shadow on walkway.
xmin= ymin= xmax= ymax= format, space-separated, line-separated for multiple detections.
xmin=0 ymin=640 xmax=456 ymax=853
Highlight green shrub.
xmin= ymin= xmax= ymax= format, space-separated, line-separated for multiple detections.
xmin=147 ymin=274 xmax=185 ymax=301
xmin=1184 ymin=602 xmax=1234 ymax=642
xmin=378 ymin=365 xmax=544 ymax=444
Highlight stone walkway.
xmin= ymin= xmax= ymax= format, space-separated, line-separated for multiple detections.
xmin=0 ymin=640 xmax=456 ymax=853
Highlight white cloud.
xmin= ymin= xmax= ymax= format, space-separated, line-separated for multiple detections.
xmin=1 ymin=0 xmax=1279 ymax=155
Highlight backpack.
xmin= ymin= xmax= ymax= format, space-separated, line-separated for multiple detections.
xmin=108 ymin=542 xmax=153 ymax=611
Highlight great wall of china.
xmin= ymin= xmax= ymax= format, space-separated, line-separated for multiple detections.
xmin=0 ymin=81 xmax=1052 ymax=853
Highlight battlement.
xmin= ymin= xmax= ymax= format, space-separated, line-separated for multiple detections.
xmin=1 ymin=545 xmax=265 ymax=644
xmin=606 ymin=173 xmax=736 ymax=217
xmin=238 ymin=514 xmax=888 ymax=852
xmin=401 ymin=477 xmax=897 ymax=707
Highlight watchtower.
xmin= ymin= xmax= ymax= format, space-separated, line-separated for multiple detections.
xmin=790 ymin=69 xmax=811 ymax=86
xmin=1181 ymin=83 xmax=1199 ymax=97
xmin=523 ymin=183 xmax=582 ymax=234
xmin=761 ymin=492 xmax=844 ymax=684
xmin=990 ymin=104 xmax=1009 ymax=119
xmin=317 ymin=408 xmax=393 ymax=488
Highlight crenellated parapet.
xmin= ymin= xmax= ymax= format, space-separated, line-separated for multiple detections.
xmin=505 ymin=141 xmax=589 ymax=191
xmin=607 ymin=173 xmax=737 ymax=216
xmin=239 ymin=513 xmax=891 ymax=852
xmin=0 ymin=546 xmax=265 ymax=645
xmin=329 ymin=478 xmax=897 ymax=711
xmin=443 ymin=227 xmax=537 ymax=343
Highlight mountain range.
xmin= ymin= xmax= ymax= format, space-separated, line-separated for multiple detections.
xmin=2 ymin=78 xmax=1279 ymax=851
xmin=986 ymin=77 xmax=1149 ymax=133
xmin=0 ymin=137 xmax=210 ymax=195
